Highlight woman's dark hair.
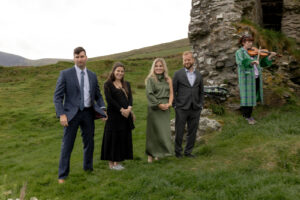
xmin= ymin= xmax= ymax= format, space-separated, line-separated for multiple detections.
xmin=107 ymin=62 xmax=129 ymax=95
xmin=239 ymin=35 xmax=254 ymax=46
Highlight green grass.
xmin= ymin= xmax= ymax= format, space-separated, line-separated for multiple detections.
xmin=1 ymin=58 xmax=300 ymax=200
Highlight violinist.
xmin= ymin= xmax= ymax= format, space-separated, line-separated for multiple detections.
xmin=235 ymin=35 xmax=276 ymax=125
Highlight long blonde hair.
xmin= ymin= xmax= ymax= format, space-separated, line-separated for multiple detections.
xmin=145 ymin=58 xmax=170 ymax=85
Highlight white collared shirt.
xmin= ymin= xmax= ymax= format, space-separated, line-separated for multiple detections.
xmin=75 ymin=65 xmax=91 ymax=107
xmin=250 ymin=57 xmax=259 ymax=78
xmin=185 ymin=67 xmax=196 ymax=86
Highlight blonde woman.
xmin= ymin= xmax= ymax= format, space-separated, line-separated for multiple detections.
xmin=145 ymin=58 xmax=174 ymax=163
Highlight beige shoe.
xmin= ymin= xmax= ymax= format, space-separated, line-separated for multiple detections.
xmin=109 ymin=165 xmax=124 ymax=170
xmin=250 ymin=117 xmax=257 ymax=124
xmin=246 ymin=117 xmax=256 ymax=125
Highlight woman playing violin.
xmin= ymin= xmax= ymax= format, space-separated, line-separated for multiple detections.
xmin=235 ymin=35 xmax=276 ymax=125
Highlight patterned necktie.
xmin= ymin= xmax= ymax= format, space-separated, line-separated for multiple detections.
xmin=80 ymin=71 xmax=85 ymax=111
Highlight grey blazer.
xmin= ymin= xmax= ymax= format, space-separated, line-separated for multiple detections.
xmin=172 ymin=68 xmax=204 ymax=110
xmin=53 ymin=66 xmax=106 ymax=122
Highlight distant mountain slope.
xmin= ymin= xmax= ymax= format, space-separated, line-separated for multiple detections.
xmin=0 ymin=51 xmax=70 ymax=67
xmin=0 ymin=51 xmax=27 ymax=66
xmin=0 ymin=38 xmax=190 ymax=66
xmin=89 ymin=38 xmax=190 ymax=61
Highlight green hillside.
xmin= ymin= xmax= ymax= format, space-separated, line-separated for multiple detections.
xmin=0 ymin=55 xmax=300 ymax=199
xmin=89 ymin=38 xmax=190 ymax=61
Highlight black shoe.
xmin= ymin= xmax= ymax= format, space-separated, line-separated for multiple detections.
xmin=175 ymin=153 xmax=183 ymax=158
xmin=184 ymin=154 xmax=195 ymax=158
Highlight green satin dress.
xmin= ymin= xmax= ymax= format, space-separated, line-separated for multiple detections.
xmin=145 ymin=74 xmax=173 ymax=158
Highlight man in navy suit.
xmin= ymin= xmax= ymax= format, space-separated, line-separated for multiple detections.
xmin=173 ymin=51 xmax=204 ymax=158
xmin=54 ymin=47 xmax=107 ymax=183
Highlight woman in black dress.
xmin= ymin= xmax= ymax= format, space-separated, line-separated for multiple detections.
xmin=101 ymin=62 xmax=135 ymax=170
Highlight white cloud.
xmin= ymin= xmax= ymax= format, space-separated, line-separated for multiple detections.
xmin=0 ymin=0 xmax=191 ymax=59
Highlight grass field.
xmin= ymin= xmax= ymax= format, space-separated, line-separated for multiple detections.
xmin=0 ymin=57 xmax=300 ymax=200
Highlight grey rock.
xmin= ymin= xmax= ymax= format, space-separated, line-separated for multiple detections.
xmin=201 ymin=108 xmax=212 ymax=116
xmin=193 ymin=0 xmax=201 ymax=7
xmin=209 ymin=71 xmax=219 ymax=77
xmin=170 ymin=113 xmax=222 ymax=142
xmin=282 ymin=62 xmax=289 ymax=66
xmin=200 ymin=70 xmax=209 ymax=77
xmin=216 ymin=13 xmax=224 ymax=19
xmin=207 ymin=79 xmax=215 ymax=85
xmin=216 ymin=61 xmax=225 ymax=69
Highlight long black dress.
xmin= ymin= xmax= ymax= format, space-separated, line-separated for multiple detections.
xmin=101 ymin=81 xmax=134 ymax=162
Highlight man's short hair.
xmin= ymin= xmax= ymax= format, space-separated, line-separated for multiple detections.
xmin=182 ymin=51 xmax=193 ymax=57
xmin=74 ymin=47 xmax=86 ymax=55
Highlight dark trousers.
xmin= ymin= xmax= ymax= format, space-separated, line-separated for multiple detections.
xmin=241 ymin=106 xmax=253 ymax=118
xmin=175 ymin=108 xmax=201 ymax=155
xmin=241 ymin=77 xmax=260 ymax=119
xmin=58 ymin=108 xmax=95 ymax=179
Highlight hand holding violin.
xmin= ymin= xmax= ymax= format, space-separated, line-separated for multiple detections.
xmin=251 ymin=60 xmax=259 ymax=65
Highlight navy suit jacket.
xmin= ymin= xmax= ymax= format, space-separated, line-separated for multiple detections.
xmin=53 ymin=66 xmax=106 ymax=122
xmin=173 ymin=68 xmax=204 ymax=110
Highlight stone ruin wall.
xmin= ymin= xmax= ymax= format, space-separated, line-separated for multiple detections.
xmin=189 ymin=0 xmax=263 ymax=96
xmin=282 ymin=0 xmax=300 ymax=46
xmin=189 ymin=0 xmax=300 ymax=99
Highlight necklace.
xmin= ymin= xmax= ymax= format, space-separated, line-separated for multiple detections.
xmin=113 ymin=81 xmax=122 ymax=89
xmin=113 ymin=81 xmax=128 ymax=99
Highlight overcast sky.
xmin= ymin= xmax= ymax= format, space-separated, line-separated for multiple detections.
xmin=0 ymin=0 xmax=191 ymax=60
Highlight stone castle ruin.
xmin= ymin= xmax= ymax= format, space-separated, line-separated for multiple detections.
xmin=188 ymin=0 xmax=300 ymax=103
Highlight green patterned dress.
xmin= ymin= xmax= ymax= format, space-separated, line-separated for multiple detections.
xmin=235 ymin=47 xmax=272 ymax=106
xmin=145 ymin=74 xmax=173 ymax=158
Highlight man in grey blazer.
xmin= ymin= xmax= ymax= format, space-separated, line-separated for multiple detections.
xmin=173 ymin=51 xmax=204 ymax=158
xmin=54 ymin=47 xmax=107 ymax=183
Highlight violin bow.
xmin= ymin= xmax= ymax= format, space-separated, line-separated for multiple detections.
xmin=257 ymin=46 xmax=261 ymax=62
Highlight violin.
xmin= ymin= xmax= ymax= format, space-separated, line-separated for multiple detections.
xmin=247 ymin=47 xmax=280 ymax=58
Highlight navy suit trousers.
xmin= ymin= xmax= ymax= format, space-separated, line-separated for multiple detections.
xmin=58 ymin=107 xmax=95 ymax=179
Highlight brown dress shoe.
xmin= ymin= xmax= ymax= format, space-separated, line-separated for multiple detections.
xmin=58 ymin=179 xmax=65 ymax=184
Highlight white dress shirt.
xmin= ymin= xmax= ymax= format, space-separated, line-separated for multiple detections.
xmin=185 ymin=67 xmax=196 ymax=86
xmin=75 ymin=65 xmax=91 ymax=107
xmin=249 ymin=57 xmax=259 ymax=78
